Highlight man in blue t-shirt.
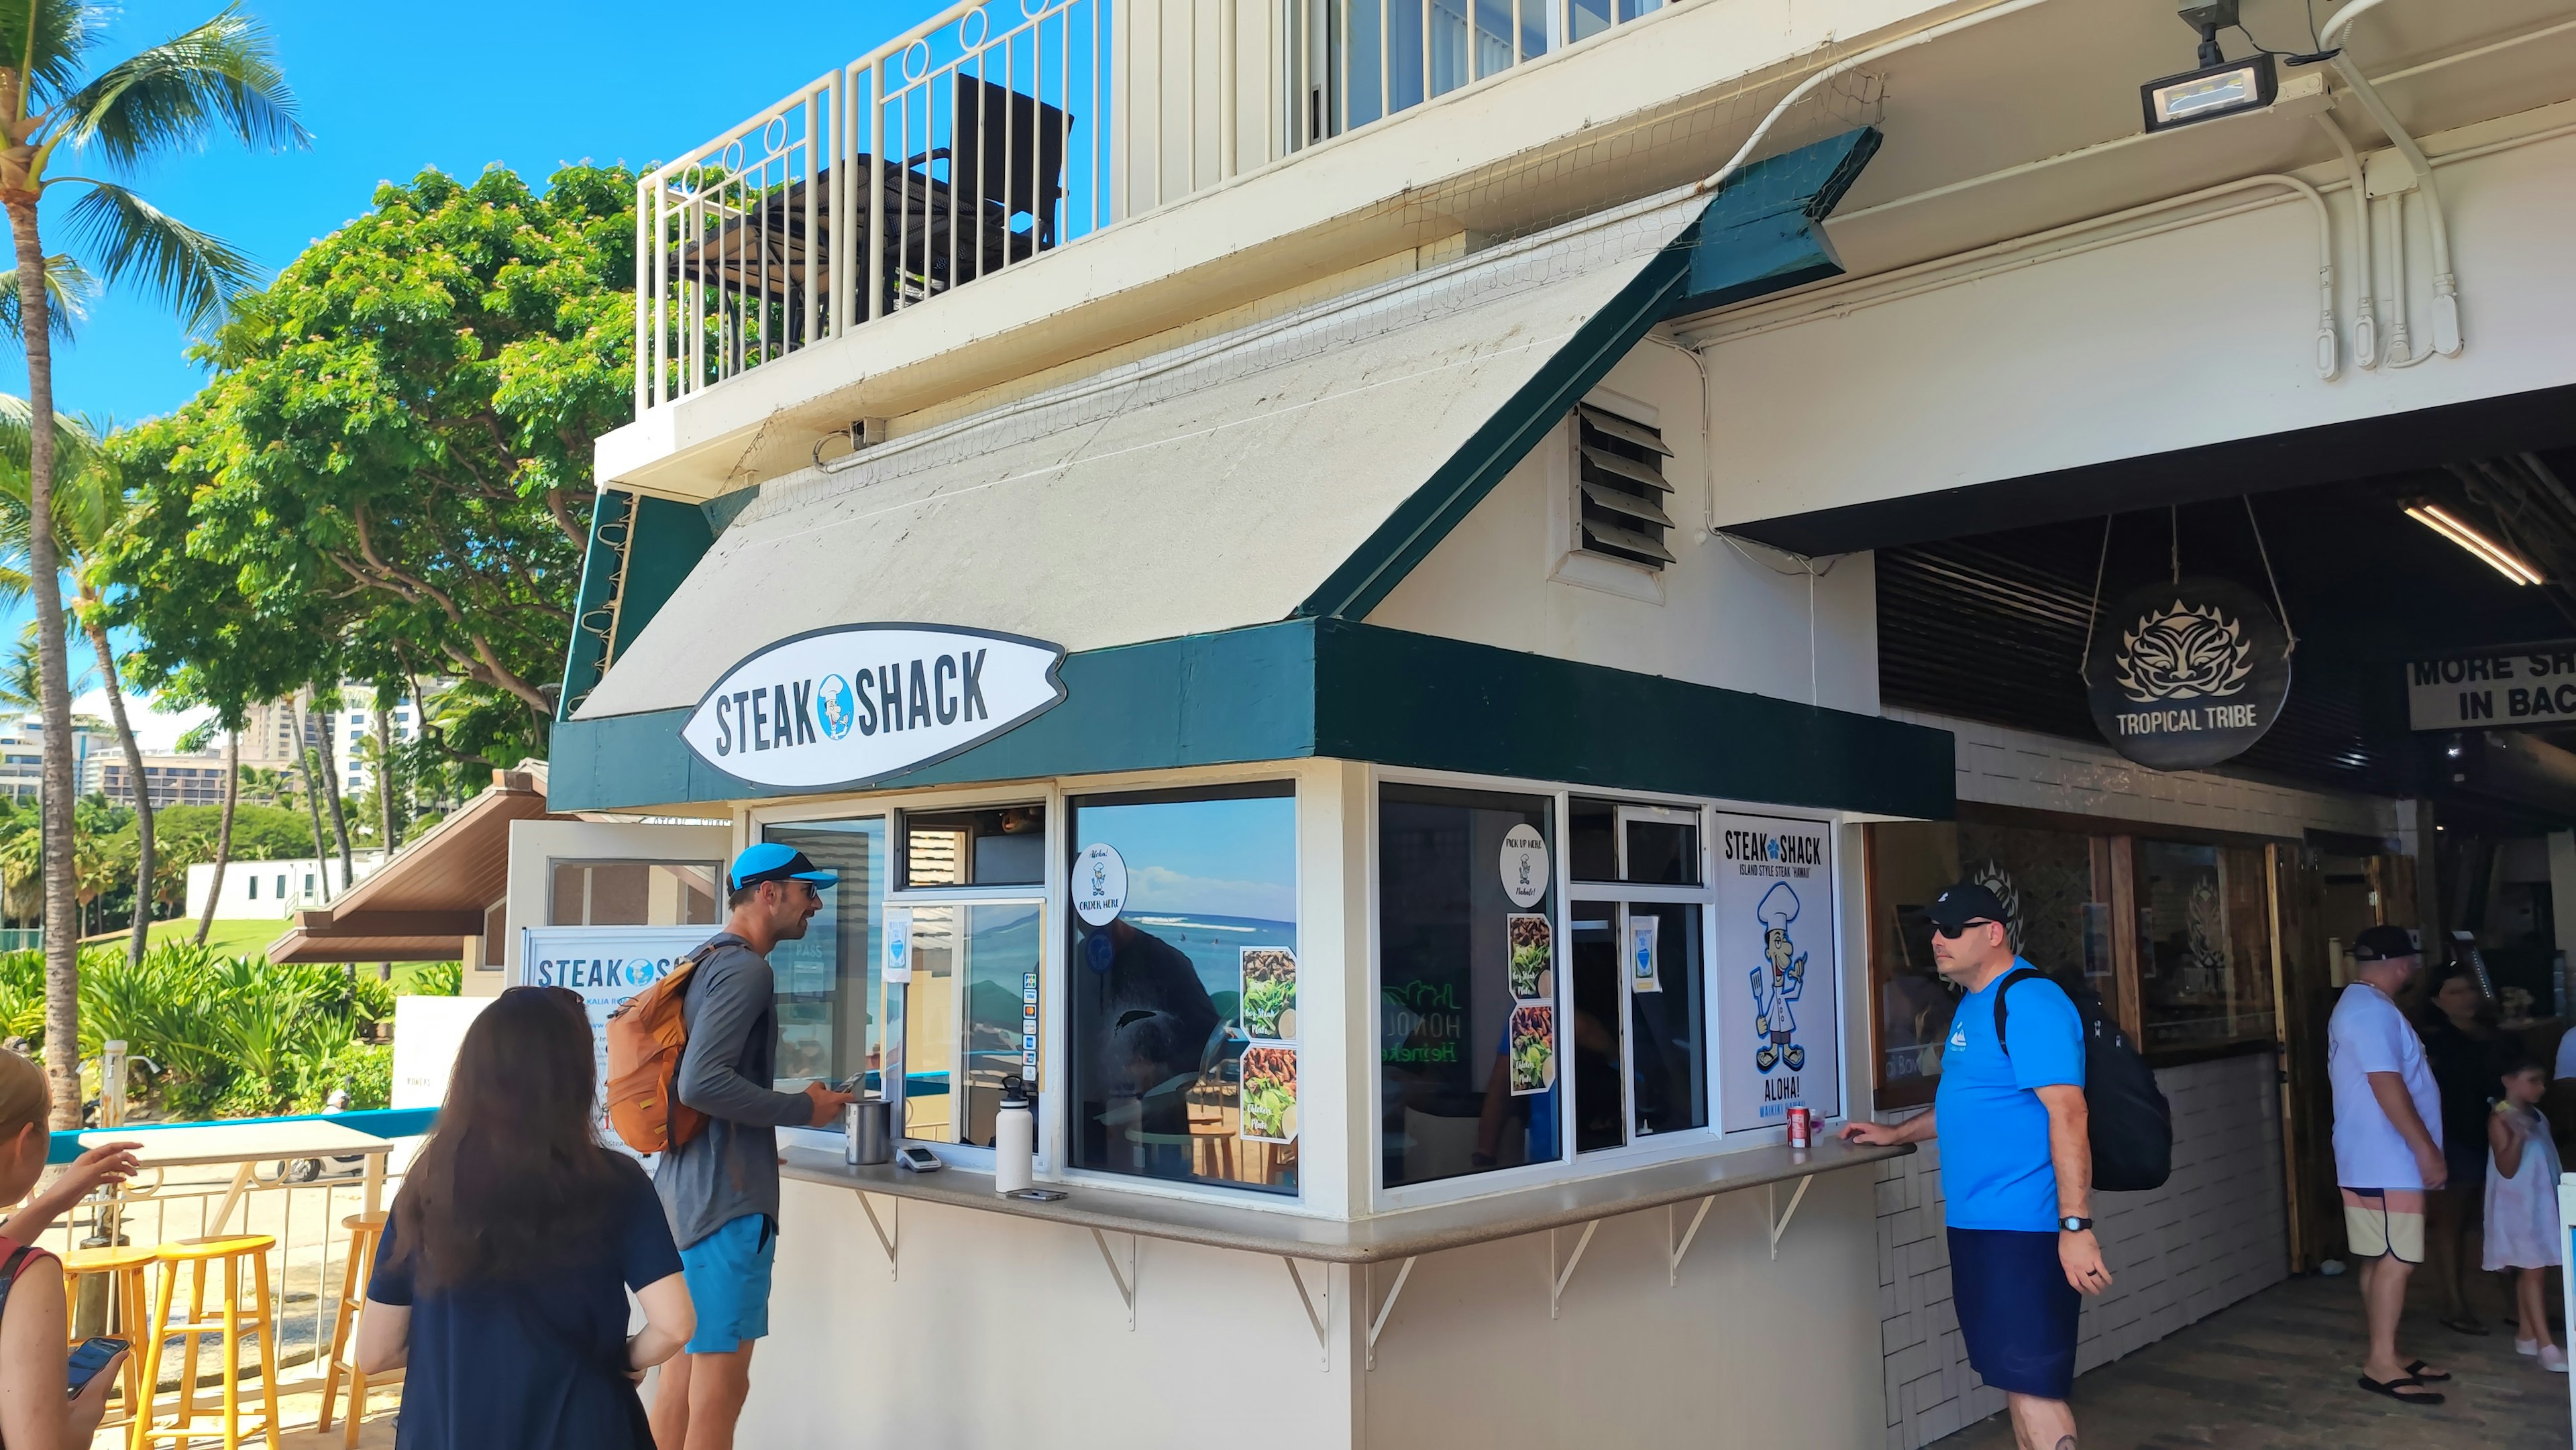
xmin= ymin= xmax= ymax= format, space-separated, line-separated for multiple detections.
xmin=1844 ymin=882 xmax=2110 ymax=1450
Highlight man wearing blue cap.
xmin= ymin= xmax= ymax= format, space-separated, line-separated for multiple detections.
xmin=651 ymin=844 xmax=853 ymax=1450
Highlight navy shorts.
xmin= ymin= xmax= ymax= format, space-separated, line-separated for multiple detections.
xmin=1949 ymin=1227 xmax=2080 ymax=1400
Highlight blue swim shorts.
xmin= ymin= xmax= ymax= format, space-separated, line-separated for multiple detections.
xmin=678 ymin=1213 xmax=775 ymax=1353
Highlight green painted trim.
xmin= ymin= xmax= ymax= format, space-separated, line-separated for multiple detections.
xmin=557 ymin=488 xmax=632 ymax=722
xmin=1311 ymin=619 xmax=1953 ymax=820
xmin=1666 ymin=127 xmax=1882 ymax=317
xmin=621 ymin=495 xmax=717 ymax=653
xmin=551 ymin=619 xmax=1953 ymax=820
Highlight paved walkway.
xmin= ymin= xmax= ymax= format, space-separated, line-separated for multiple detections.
xmin=1941 ymin=1270 xmax=2572 ymax=1449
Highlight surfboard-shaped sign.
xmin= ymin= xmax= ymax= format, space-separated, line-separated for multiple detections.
xmin=680 ymin=624 xmax=1067 ymax=789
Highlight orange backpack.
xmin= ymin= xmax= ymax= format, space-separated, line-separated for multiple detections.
xmin=604 ymin=953 xmax=707 ymax=1155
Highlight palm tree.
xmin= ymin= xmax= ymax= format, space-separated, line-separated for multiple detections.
xmin=0 ymin=3 xmax=305 ymax=1123
xmin=175 ymin=714 xmax=233 ymax=946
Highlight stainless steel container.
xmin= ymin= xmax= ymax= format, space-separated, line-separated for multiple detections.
xmin=847 ymin=1095 xmax=894 ymax=1166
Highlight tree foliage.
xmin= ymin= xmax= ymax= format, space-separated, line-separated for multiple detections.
xmin=110 ymin=162 xmax=635 ymax=763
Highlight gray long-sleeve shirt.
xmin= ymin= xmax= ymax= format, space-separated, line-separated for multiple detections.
xmin=654 ymin=932 xmax=813 ymax=1249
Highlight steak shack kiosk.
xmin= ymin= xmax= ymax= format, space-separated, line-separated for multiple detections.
xmin=549 ymin=168 xmax=1955 ymax=1449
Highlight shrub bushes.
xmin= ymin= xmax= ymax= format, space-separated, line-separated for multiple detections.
xmin=0 ymin=944 xmax=408 ymax=1120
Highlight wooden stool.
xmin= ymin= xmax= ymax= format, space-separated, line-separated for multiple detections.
xmin=317 ymin=1213 xmax=400 ymax=1445
xmin=63 ymin=1242 xmax=156 ymax=1418
xmin=130 ymin=1235 xmax=281 ymax=1450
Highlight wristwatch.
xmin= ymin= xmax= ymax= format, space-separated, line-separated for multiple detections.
xmin=2059 ymin=1215 xmax=2092 ymax=1233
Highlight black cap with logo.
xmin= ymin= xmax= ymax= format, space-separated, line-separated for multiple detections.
xmin=2351 ymin=925 xmax=2420 ymax=963
xmin=1921 ymin=882 xmax=2010 ymax=934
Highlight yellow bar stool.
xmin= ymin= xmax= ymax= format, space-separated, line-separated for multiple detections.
xmin=129 ymin=1235 xmax=281 ymax=1450
xmin=62 ymin=1241 xmax=156 ymax=1418
xmin=317 ymin=1213 xmax=400 ymax=1445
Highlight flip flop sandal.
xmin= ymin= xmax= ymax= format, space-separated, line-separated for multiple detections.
xmin=2357 ymin=1374 xmax=2445 ymax=1406
xmin=2440 ymin=1316 xmax=2491 ymax=1337
xmin=2406 ymin=1359 xmax=2453 ymax=1382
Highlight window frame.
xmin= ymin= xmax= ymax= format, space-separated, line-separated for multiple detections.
xmin=747 ymin=763 xmax=1311 ymax=1208
xmin=1369 ymin=764 xmax=1843 ymax=1215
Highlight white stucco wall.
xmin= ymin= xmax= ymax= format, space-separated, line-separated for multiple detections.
xmin=1367 ymin=340 xmax=1880 ymax=718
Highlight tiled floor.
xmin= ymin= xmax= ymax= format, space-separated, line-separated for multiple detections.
xmin=1939 ymin=1270 xmax=2573 ymax=1449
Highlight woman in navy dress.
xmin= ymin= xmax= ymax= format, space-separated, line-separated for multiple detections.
xmin=359 ymin=987 xmax=693 ymax=1448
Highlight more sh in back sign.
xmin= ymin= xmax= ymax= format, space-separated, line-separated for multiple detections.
xmin=2407 ymin=641 xmax=2576 ymax=730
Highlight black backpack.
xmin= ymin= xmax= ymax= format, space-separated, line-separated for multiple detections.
xmin=1995 ymin=966 xmax=2173 ymax=1193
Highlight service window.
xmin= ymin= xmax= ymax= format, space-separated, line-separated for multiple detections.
xmin=1379 ymin=784 xmax=1563 ymax=1189
xmin=763 ymin=819 xmax=890 ymax=1093
xmin=1566 ymin=799 xmax=1709 ymax=1153
xmin=545 ymin=860 xmax=720 ymax=928
xmin=1066 ymin=783 xmax=1298 ymax=1194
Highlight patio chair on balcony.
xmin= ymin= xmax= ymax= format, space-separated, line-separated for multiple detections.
xmin=663 ymin=74 xmax=1075 ymax=354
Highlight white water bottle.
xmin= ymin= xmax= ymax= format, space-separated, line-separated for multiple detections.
xmin=994 ymin=1078 xmax=1035 ymax=1195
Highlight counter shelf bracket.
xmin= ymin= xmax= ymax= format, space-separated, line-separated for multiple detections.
xmin=853 ymin=1190 xmax=899 ymax=1280
xmin=1548 ymin=1219 xmax=1601 ymax=1320
xmin=1091 ymin=1227 xmax=1138 ymax=1331
xmin=1280 ymin=1258 xmax=1330 ymax=1370
xmin=1363 ymin=1256 xmax=1415 ymax=1372
xmin=1766 ymin=1175 xmax=1815 ymax=1262
xmin=1666 ymin=1196 xmax=1717 ymax=1286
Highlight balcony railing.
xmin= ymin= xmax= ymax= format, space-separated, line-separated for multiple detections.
xmin=635 ymin=0 xmax=1681 ymax=410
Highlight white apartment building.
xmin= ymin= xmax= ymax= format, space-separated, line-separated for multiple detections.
xmin=239 ymin=684 xmax=425 ymax=795
xmin=0 ymin=714 xmax=119 ymax=803
xmin=85 ymin=752 xmax=229 ymax=808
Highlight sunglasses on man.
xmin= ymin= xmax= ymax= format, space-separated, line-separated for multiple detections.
xmin=1931 ymin=917 xmax=1997 ymax=940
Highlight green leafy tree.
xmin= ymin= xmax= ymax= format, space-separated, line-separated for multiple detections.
xmin=118 ymin=162 xmax=637 ymax=777
xmin=0 ymin=0 xmax=306 ymax=1123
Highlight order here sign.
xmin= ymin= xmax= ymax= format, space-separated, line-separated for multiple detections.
xmin=2407 ymin=643 xmax=2576 ymax=730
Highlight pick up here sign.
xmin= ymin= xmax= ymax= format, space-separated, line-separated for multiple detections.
xmin=2407 ymin=642 xmax=2576 ymax=730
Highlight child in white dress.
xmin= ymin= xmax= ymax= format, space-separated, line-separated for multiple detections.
xmin=2485 ymin=1058 xmax=2565 ymax=1372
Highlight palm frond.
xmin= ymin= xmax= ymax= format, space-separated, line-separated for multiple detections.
xmin=0 ymin=0 xmax=106 ymax=117
xmin=58 ymin=180 xmax=253 ymax=331
xmin=0 ymin=252 xmax=93 ymax=345
xmin=0 ymin=390 xmax=97 ymax=475
xmin=55 ymin=5 xmax=307 ymax=167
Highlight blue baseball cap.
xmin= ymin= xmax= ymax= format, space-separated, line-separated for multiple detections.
xmin=729 ymin=843 xmax=839 ymax=892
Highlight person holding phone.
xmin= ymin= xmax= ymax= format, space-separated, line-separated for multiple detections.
xmin=0 ymin=1045 xmax=141 ymax=1448
xmin=360 ymin=987 xmax=694 ymax=1447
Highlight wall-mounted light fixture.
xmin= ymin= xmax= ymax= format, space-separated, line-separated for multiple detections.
xmin=2143 ymin=1 xmax=2279 ymax=133
xmin=2405 ymin=501 xmax=2545 ymax=585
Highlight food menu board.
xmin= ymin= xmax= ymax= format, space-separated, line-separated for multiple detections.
xmin=1240 ymin=948 xmax=1299 ymax=1141
xmin=1506 ymin=913 xmax=1556 ymax=1096
xmin=1712 ymin=813 xmax=1839 ymax=1131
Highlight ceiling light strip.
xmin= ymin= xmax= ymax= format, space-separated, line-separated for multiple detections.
xmin=2405 ymin=504 xmax=2544 ymax=584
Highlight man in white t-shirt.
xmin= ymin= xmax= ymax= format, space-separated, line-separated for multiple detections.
xmin=2327 ymin=924 xmax=2447 ymax=1406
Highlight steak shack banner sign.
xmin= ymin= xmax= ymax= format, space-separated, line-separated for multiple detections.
xmin=682 ymin=624 xmax=1068 ymax=789
xmin=2084 ymin=577 xmax=2291 ymax=771
xmin=2406 ymin=640 xmax=2576 ymax=730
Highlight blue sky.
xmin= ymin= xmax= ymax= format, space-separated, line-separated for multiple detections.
xmin=6 ymin=0 xmax=951 ymax=737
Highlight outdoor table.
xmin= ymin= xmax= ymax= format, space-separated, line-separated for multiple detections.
xmin=79 ymin=1121 xmax=395 ymax=1237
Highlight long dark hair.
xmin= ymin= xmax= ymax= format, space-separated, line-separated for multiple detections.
xmin=391 ymin=986 xmax=627 ymax=1288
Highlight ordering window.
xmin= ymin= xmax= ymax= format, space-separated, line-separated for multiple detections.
xmin=546 ymin=860 xmax=720 ymax=928
xmin=762 ymin=820 xmax=889 ymax=1091
xmin=1067 ymin=783 xmax=1298 ymax=1195
xmin=1566 ymin=799 xmax=1708 ymax=1152
xmin=1379 ymin=784 xmax=1563 ymax=1190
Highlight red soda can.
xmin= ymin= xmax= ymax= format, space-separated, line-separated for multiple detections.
xmin=1786 ymin=1106 xmax=1811 ymax=1149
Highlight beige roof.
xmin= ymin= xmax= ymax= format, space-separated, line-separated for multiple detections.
xmin=576 ymin=190 xmax=1705 ymax=720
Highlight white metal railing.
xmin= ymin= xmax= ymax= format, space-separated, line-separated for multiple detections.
xmin=635 ymin=0 xmax=1679 ymax=410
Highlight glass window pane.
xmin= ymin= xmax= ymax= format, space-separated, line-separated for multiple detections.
xmin=1866 ymin=822 xmax=1963 ymax=1093
xmin=1623 ymin=813 xmax=1699 ymax=885
xmin=1569 ymin=797 xmax=1617 ymax=881
xmin=588 ymin=862 xmax=650 ymax=925
xmin=1627 ymin=901 xmax=1705 ymax=1135
xmin=904 ymin=805 xmax=1046 ymax=887
xmin=961 ymin=903 xmax=1044 ymax=1148
xmin=765 ymin=820 xmax=890 ymax=1094
xmin=903 ymin=905 xmax=957 ymax=1141
xmin=1380 ymin=785 xmax=1561 ymax=1188
xmin=1569 ymin=901 xmax=1623 ymax=1152
xmin=548 ymin=863 xmax=586 ymax=926
xmin=2135 ymin=841 xmax=2274 ymax=1052
xmin=1070 ymin=785 xmax=1298 ymax=1194
xmin=1569 ymin=0 xmax=1612 ymax=43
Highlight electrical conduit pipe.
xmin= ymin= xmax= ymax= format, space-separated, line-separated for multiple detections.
xmin=2319 ymin=0 xmax=2461 ymax=357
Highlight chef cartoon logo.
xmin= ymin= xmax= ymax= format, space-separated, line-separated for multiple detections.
xmin=1750 ymin=881 xmax=1807 ymax=1074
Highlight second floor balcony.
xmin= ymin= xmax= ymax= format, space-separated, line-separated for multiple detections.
xmin=632 ymin=0 xmax=1707 ymax=430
